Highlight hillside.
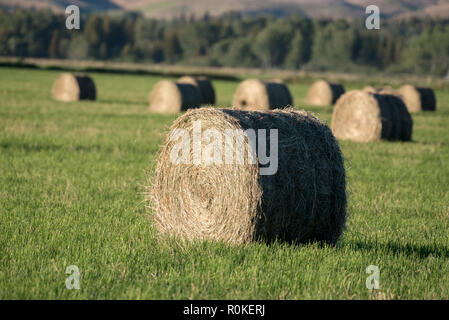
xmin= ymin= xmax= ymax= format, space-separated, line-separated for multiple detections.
xmin=0 ymin=0 xmax=448 ymax=19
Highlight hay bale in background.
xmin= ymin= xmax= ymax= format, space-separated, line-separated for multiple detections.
xmin=149 ymin=80 xmax=202 ymax=114
xmin=307 ymin=80 xmax=345 ymax=106
xmin=398 ymin=85 xmax=437 ymax=112
xmin=52 ymin=73 xmax=96 ymax=102
xmin=384 ymin=94 xmax=413 ymax=141
xmin=177 ymin=76 xmax=216 ymax=106
xmin=362 ymin=86 xmax=378 ymax=94
xmin=232 ymin=79 xmax=293 ymax=110
xmin=363 ymin=86 xmax=396 ymax=95
xmin=377 ymin=87 xmax=397 ymax=96
xmin=149 ymin=107 xmax=347 ymax=245
xmin=361 ymin=88 xmax=413 ymax=141
xmin=332 ymin=90 xmax=413 ymax=142
xmin=332 ymin=90 xmax=396 ymax=142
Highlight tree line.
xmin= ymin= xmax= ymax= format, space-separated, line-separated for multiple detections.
xmin=0 ymin=8 xmax=448 ymax=76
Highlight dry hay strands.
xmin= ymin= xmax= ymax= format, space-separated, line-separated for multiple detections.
xmin=307 ymin=80 xmax=345 ymax=106
xmin=149 ymin=80 xmax=202 ymax=114
xmin=52 ymin=73 xmax=96 ymax=102
xmin=398 ymin=84 xmax=437 ymax=113
xmin=363 ymin=86 xmax=396 ymax=95
xmin=177 ymin=75 xmax=216 ymax=105
xmin=331 ymin=90 xmax=413 ymax=142
xmin=362 ymin=85 xmax=378 ymax=94
xmin=149 ymin=107 xmax=347 ymax=245
xmin=232 ymin=79 xmax=293 ymax=110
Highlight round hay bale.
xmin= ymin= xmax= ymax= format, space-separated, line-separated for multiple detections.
xmin=177 ymin=76 xmax=216 ymax=105
xmin=307 ymin=80 xmax=345 ymax=106
xmin=384 ymin=94 xmax=413 ymax=141
xmin=149 ymin=80 xmax=202 ymax=114
xmin=148 ymin=107 xmax=347 ymax=245
xmin=331 ymin=90 xmax=395 ymax=142
xmin=398 ymin=85 xmax=437 ymax=112
xmin=232 ymin=79 xmax=293 ymax=110
xmin=348 ymin=89 xmax=412 ymax=141
xmin=52 ymin=73 xmax=96 ymax=102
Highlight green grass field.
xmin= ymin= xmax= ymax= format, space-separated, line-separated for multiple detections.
xmin=1 ymin=67 xmax=448 ymax=299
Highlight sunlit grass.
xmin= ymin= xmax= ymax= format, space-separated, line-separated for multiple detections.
xmin=0 ymin=67 xmax=448 ymax=299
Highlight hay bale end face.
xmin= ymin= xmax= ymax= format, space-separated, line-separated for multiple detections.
xmin=149 ymin=107 xmax=347 ymax=245
xmin=177 ymin=76 xmax=216 ymax=106
xmin=331 ymin=90 xmax=412 ymax=142
xmin=398 ymin=85 xmax=436 ymax=112
xmin=149 ymin=80 xmax=202 ymax=114
xmin=52 ymin=73 xmax=96 ymax=102
xmin=232 ymin=79 xmax=293 ymax=110
xmin=307 ymin=80 xmax=345 ymax=106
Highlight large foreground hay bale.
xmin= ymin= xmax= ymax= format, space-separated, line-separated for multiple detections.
xmin=232 ymin=79 xmax=293 ymax=110
xmin=52 ymin=73 xmax=96 ymax=102
xmin=307 ymin=80 xmax=345 ymax=106
xmin=149 ymin=80 xmax=202 ymax=114
xmin=177 ymin=76 xmax=216 ymax=105
xmin=148 ymin=107 xmax=347 ymax=245
xmin=398 ymin=85 xmax=436 ymax=112
xmin=331 ymin=90 xmax=413 ymax=142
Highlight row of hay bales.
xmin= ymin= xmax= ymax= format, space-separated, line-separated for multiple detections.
xmin=51 ymin=73 xmax=434 ymax=144
xmin=149 ymin=76 xmax=216 ymax=113
xmin=51 ymin=73 xmax=436 ymax=115
xmin=52 ymin=73 xmax=294 ymax=112
xmin=149 ymin=78 xmax=294 ymax=113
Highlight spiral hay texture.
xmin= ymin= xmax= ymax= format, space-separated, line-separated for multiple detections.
xmin=177 ymin=76 xmax=216 ymax=105
xmin=52 ymin=73 xmax=96 ymax=102
xmin=149 ymin=80 xmax=201 ymax=114
xmin=331 ymin=90 xmax=413 ymax=142
xmin=307 ymin=80 xmax=345 ymax=106
xmin=148 ymin=107 xmax=347 ymax=245
xmin=232 ymin=79 xmax=293 ymax=110
xmin=398 ymin=85 xmax=437 ymax=112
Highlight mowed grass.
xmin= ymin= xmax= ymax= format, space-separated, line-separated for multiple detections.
xmin=0 ymin=67 xmax=449 ymax=299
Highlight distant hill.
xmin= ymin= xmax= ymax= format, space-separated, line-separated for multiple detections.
xmin=1 ymin=0 xmax=448 ymax=20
